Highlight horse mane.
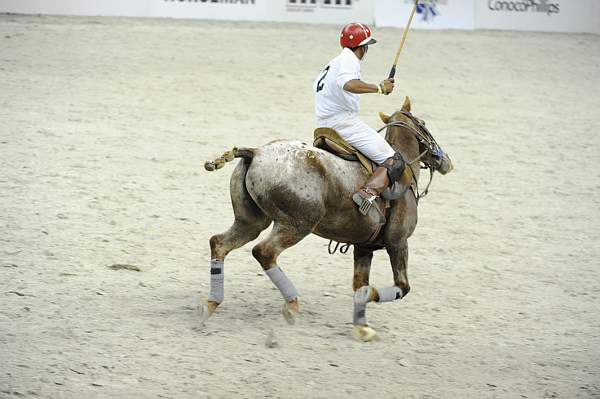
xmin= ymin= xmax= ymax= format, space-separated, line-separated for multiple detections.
xmin=379 ymin=96 xmax=411 ymax=124
xmin=377 ymin=97 xmax=419 ymax=156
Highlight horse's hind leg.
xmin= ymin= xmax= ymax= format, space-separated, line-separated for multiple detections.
xmin=252 ymin=223 xmax=310 ymax=324
xmin=209 ymin=217 xmax=270 ymax=261
xmin=202 ymin=162 xmax=271 ymax=322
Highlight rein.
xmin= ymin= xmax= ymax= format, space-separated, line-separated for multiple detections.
xmin=328 ymin=240 xmax=350 ymax=255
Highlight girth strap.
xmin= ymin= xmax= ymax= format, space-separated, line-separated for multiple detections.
xmin=364 ymin=198 xmax=390 ymax=245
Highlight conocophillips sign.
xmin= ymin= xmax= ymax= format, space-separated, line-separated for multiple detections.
xmin=474 ymin=0 xmax=585 ymax=33
xmin=486 ymin=0 xmax=559 ymax=15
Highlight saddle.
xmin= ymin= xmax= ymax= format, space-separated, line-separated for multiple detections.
xmin=313 ymin=127 xmax=413 ymax=200
xmin=313 ymin=128 xmax=376 ymax=174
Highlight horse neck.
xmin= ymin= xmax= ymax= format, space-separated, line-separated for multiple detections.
xmin=385 ymin=126 xmax=421 ymax=175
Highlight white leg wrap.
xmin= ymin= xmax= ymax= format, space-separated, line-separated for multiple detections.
xmin=377 ymin=286 xmax=403 ymax=303
xmin=208 ymin=259 xmax=224 ymax=303
xmin=265 ymin=266 xmax=298 ymax=302
xmin=353 ymin=302 xmax=367 ymax=325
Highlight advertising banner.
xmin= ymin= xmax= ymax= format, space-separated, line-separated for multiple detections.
xmin=0 ymin=0 xmax=373 ymax=24
xmin=0 ymin=0 xmax=151 ymax=17
xmin=153 ymin=0 xmax=376 ymax=24
xmin=151 ymin=0 xmax=269 ymax=22
xmin=268 ymin=0 xmax=375 ymax=25
xmin=475 ymin=0 xmax=600 ymax=33
xmin=375 ymin=0 xmax=476 ymax=30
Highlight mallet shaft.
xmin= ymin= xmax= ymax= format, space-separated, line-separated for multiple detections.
xmin=388 ymin=0 xmax=419 ymax=79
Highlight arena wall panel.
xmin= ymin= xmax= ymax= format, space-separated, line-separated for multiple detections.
xmin=374 ymin=0 xmax=599 ymax=34
xmin=593 ymin=2 xmax=600 ymax=34
xmin=0 ymin=0 xmax=151 ymax=17
xmin=150 ymin=1 xmax=269 ymax=22
xmin=0 ymin=0 xmax=375 ymax=25
xmin=0 ymin=0 xmax=597 ymax=33
xmin=375 ymin=0 xmax=476 ymax=30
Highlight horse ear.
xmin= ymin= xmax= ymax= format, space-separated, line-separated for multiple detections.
xmin=379 ymin=112 xmax=391 ymax=124
xmin=401 ymin=96 xmax=412 ymax=112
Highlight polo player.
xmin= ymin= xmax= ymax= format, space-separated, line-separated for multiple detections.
xmin=313 ymin=22 xmax=406 ymax=222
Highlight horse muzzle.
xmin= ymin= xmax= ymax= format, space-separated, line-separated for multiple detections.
xmin=437 ymin=153 xmax=453 ymax=175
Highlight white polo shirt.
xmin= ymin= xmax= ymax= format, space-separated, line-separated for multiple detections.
xmin=314 ymin=47 xmax=362 ymax=121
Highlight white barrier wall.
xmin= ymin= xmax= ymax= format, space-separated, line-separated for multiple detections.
xmin=0 ymin=0 xmax=598 ymax=33
xmin=0 ymin=0 xmax=376 ymax=25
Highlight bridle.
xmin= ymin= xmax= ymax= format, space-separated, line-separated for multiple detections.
xmin=377 ymin=110 xmax=445 ymax=204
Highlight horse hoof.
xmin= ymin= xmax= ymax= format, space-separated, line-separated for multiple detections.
xmin=199 ymin=304 xmax=211 ymax=324
xmin=353 ymin=325 xmax=379 ymax=342
xmin=282 ymin=301 xmax=299 ymax=325
xmin=199 ymin=301 xmax=218 ymax=324
xmin=354 ymin=286 xmax=374 ymax=305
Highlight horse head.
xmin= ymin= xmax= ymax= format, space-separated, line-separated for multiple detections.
xmin=379 ymin=97 xmax=453 ymax=176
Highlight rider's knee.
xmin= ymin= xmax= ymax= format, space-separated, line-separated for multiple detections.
xmin=382 ymin=152 xmax=406 ymax=183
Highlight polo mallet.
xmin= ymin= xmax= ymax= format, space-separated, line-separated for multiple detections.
xmin=388 ymin=0 xmax=420 ymax=80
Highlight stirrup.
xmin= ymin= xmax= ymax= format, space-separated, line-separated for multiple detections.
xmin=352 ymin=192 xmax=386 ymax=224
xmin=354 ymin=193 xmax=377 ymax=215
xmin=352 ymin=188 xmax=377 ymax=216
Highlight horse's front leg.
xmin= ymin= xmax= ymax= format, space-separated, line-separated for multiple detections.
xmin=354 ymin=239 xmax=408 ymax=305
xmin=352 ymin=246 xmax=379 ymax=341
xmin=386 ymin=239 xmax=410 ymax=297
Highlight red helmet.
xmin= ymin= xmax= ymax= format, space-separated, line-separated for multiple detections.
xmin=340 ymin=23 xmax=377 ymax=49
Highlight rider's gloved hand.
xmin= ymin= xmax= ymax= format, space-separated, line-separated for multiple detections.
xmin=379 ymin=78 xmax=395 ymax=95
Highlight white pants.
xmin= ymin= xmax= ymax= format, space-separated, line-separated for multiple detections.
xmin=317 ymin=113 xmax=395 ymax=165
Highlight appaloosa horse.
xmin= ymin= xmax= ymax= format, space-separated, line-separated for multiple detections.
xmin=201 ymin=97 xmax=452 ymax=341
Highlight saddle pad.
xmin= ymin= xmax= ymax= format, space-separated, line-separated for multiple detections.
xmin=313 ymin=127 xmax=375 ymax=174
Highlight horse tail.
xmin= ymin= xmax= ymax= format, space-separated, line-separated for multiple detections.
xmin=204 ymin=147 xmax=255 ymax=171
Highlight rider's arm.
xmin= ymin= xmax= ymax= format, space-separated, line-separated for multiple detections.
xmin=344 ymin=78 xmax=395 ymax=95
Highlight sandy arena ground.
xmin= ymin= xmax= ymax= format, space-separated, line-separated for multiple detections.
xmin=1 ymin=14 xmax=599 ymax=399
